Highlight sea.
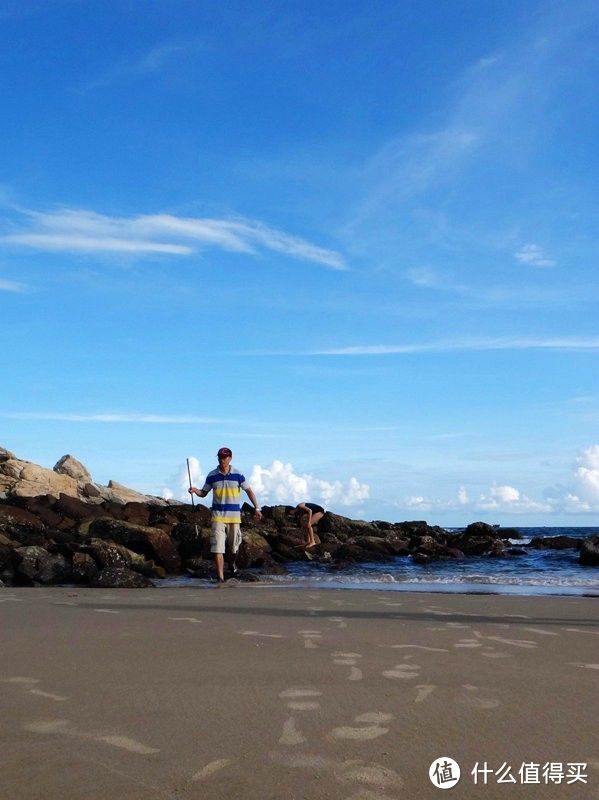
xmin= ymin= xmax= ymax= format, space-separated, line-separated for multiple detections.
xmin=162 ymin=527 xmax=599 ymax=597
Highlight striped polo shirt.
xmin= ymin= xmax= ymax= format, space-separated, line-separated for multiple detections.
xmin=202 ymin=466 xmax=249 ymax=524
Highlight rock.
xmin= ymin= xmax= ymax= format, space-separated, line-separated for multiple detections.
xmin=0 ymin=447 xmax=16 ymax=462
xmin=579 ymin=535 xmax=599 ymax=566
xmin=463 ymin=521 xmax=500 ymax=538
xmin=72 ymin=552 xmax=99 ymax=583
xmin=507 ymin=548 xmax=527 ymax=556
xmin=82 ymin=539 xmax=131 ymax=570
xmin=317 ymin=512 xmax=379 ymax=541
xmin=14 ymin=546 xmax=71 ymax=585
xmin=528 ymin=535 xmax=580 ymax=550
xmin=53 ymin=454 xmax=92 ymax=483
xmin=91 ymin=567 xmax=153 ymax=588
xmin=171 ymin=522 xmax=211 ymax=559
xmin=0 ymin=504 xmax=45 ymax=530
xmin=498 ymin=527 xmax=523 ymax=540
xmin=5 ymin=460 xmax=79 ymax=499
xmin=237 ymin=531 xmax=272 ymax=568
xmin=85 ymin=518 xmax=181 ymax=572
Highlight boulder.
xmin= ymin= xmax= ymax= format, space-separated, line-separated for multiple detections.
xmin=237 ymin=531 xmax=272 ymax=568
xmin=579 ymin=535 xmax=599 ymax=566
xmin=72 ymin=552 xmax=99 ymax=583
xmin=53 ymin=454 xmax=92 ymax=483
xmin=85 ymin=518 xmax=181 ymax=572
xmin=0 ymin=447 xmax=16 ymax=462
xmin=463 ymin=521 xmax=500 ymax=538
xmin=528 ymin=535 xmax=580 ymax=550
xmin=91 ymin=567 xmax=153 ymax=588
xmin=14 ymin=546 xmax=71 ymax=585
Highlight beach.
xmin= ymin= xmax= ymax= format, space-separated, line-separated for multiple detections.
xmin=1 ymin=586 xmax=598 ymax=799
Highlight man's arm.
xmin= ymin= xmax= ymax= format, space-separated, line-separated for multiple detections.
xmin=244 ymin=487 xmax=262 ymax=521
xmin=189 ymin=487 xmax=209 ymax=498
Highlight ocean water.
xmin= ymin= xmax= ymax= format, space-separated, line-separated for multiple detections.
xmin=162 ymin=527 xmax=599 ymax=597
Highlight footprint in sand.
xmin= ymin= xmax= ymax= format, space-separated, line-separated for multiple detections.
xmin=93 ymin=609 xmax=120 ymax=614
xmin=329 ymin=712 xmax=393 ymax=741
xmin=240 ymin=631 xmax=285 ymax=639
xmin=414 ymin=684 xmax=436 ymax=703
xmin=382 ymin=663 xmax=420 ymax=680
xmin=28 ymin=689 xmax=68 ymax=701
xmin=269 ymin=752 xmax=404 ymax=797
xmin=486 ymin=636 xmax=537 ymax=650
xmin=332 ymin=652 xmax=363 ymax=681
xmin=24 ymin=719 xmax=160 ymax=753
xmin=567 ymin=662 xmax=599 ymax=670
xmin=168 ymin=617 xmax=203 ymax=623
xmin=454 ymin=638 xmax=483 ymax=649
xmin=456 ymin=684 xmax=500 ymax=710
xmin=190 ymin=759 xmax=233 ymax=781
xmin=299 ymin=629 xmax=322 ymax=649
xmin=280 ymin=687 xmax=322 ymax=711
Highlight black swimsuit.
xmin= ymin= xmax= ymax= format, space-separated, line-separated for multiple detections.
xmin=305 ymin=503 xmax=325 ymax=515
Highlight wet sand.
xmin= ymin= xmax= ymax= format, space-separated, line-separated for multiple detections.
xmin=1 ymin=586 xmax=598 ymax=799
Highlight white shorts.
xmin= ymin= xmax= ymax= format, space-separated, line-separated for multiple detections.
xmin=210 ymin=522 xmax=242 ymax=554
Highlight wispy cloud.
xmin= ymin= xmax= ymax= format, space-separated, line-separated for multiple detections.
xmin=1 ymin=207 xmax=347 ymax=270
xmin=514 ymin=244 xmax=556 ymax=267
xmin=81 ymin=39 xmax=205 ymax=91
xmin=299 ymin=336 xmax=599 ymax=356
xmin=0 ymin=277 xmax=27 ymax=292
xmin=0 ymin=412 xmax=232 ymax=424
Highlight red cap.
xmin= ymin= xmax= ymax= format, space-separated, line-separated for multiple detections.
xmin=217 ymin=447 xmax=232 ymax=457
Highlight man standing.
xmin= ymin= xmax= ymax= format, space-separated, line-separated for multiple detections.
xmin=189 ymin=447 xmax=262 ymax=582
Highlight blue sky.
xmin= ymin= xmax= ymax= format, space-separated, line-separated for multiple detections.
xmin=1 ymin=0 xmax=598 ymax=525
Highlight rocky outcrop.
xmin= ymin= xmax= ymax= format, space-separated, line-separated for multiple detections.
xmin=579 ymin=535 xmax=599 ymax=566
xmin=0 ymin=448 xmax=171 ymax=507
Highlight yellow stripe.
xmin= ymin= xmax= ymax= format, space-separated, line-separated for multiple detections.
xmin=212 ymin=515 xmax=241 ymax=523
xmin=213 ymin=488 xmax=241 ymax=499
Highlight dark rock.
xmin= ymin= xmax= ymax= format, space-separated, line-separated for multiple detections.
xmin=317 ymin=512 xmax=378 ymax=541
xmin=85 ymin=518 xmax=181 ymax=572
xmin=91 ymin=567 xmax=153 ymax=588
xmin=121 ymin=502 xmax=150 ymax=527
xmin=82 ymin=483 xmax=102 ymax=498
xmin=579 ymin=535 xmax=599 ymax=566
xmin=82 ymin=539 xmax=130 ymax=570
xmin=171 ymin=522 xmax=211 ymax=559
xmin=0 ymin=446 xmax=16 ymax=462
xmin=55 ymin=494 xmax=104 ymax=522
xmin=0 ymin=504 xmax=45 ymax=530
xmin=528 ymin=535 xmax=580 ymax=550
xmin=72 ymin=552 xmax=99 ymax=583
xmin=498 ymin=527 xmax=523 ymax=540
xmin=14 ymin=546 xmax=72 ymax=585
xmin=463 ymin=521 xmax=499 ymax=538
xmin=237 ymin=531 xmax=272 ymax=568
xmin=507 ymin=548 xmax=527 ymax=556
xmin=185 ymin=557 xmax=215 ymax=579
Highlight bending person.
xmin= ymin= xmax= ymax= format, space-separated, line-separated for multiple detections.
xmin=189 ymin=447 xmax=261 ymax=582
xmin=295 ymin=502 xmax=325 ymax=548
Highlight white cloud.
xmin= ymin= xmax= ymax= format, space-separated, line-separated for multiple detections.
xmin=572 ymin=445 xmax=599 ymax=507
xmin=162 ymin=456 xmax=206 ymax=502
xmin=248 ymin=460 xmax=369 ymax=508
xmin=514 ymin=244 xmax=556 ymax=267
xmin=2 ymin=207 xmax=346 ymax=270
xmin=405 ymin=266 xmax=439 ymax=288
xmin=475 ymin=484 xmax=550 ymax=513
xmin=0 ymin=411 xmax=230 ymax=424
xmin=304 ymin=337 xmax=599 ymax=356
xmin=0 ymin=277 xmax=27 ymax=292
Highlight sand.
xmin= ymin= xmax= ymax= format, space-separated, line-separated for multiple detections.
xmin=1 ymin=586 xmax=598 ymax=799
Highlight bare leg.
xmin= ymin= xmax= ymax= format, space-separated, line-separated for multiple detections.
xmin=214 ymin=553 xmax=225 ymax=581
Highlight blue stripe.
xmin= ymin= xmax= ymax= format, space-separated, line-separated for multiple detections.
xmin=212 ymin=503 xmax=241 ymax=512
xmin=206 ymin=471 xmax=245 ymax=485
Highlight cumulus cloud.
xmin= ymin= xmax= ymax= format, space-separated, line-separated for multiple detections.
xmin=475 ymin=484 xmax=551 ymax=513
xmin=249 ymin=460 xmax=369 ymax=508
xmin=399 ymin=483 xmax=550 ymax=515
xmin=161 ymin=458 xmax=369 ymax=510
xmin=162 ymin=456 xmax=205 ymax=502
xmin=2 ymin=207 xmax=346 ymax=270
xmin=550 ymin=445 xmax=599 ymax=512
xmin=514 ymin=244 xmax=556 ymax=267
